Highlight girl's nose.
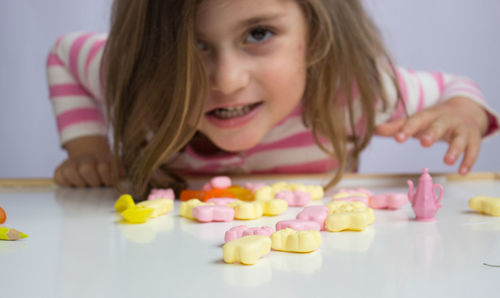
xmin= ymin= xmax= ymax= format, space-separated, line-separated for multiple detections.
xmin=209 ymin=51 xmax=249 ymax=95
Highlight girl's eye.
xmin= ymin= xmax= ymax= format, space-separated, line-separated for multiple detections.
xmin=245 ymin=27 xmax=274 ymax=44
xmin=197 ymin=40 xmax=208 ymax=52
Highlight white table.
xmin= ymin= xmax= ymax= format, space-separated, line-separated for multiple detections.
xmin=0 ymin=174 xmax=499 ymax=298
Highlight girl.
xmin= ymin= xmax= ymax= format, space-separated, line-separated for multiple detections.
xmin=47 ymin=0 xmax=499 ymax=198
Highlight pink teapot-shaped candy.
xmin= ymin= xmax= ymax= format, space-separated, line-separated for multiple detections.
xmin=407 ymin=168 xmax=443 ymax=221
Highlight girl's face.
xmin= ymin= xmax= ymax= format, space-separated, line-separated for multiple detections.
xmin=196 ymin=0 xmax=308 ymax=152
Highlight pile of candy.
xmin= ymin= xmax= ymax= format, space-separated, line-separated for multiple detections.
xmin=114 ymin=190 xmax=174 ymax=224
xmin=113 ymin=175 xmax=500 ymax=265
xmin=0 ymin=205 xmax=29 ymax=241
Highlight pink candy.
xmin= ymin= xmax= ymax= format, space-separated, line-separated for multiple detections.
xmin=275 ymin=219 xmax=321 ymax=231
xmin=244 ymin=182 xmax=267 ymax=192
xmin=296 ymin=206 xmax=330 ymax=230
xmin=192 ymin=205 xmax=235 ymax=223
xmin=201 ymin=176 xmax=232 ymax=191
xmin=148 ymin=188 xmax=175 ymax=200
xmin=224 ymin=225 xmax=274 ymax=243
xmin=369 ymin=193 xmax=408 ymax=210
xmin=211 ymin=176 xmax=232 ymax=189
xmin=206 ymin=198 xmax=238 ymax=205
xmin=275 ymin=190 xmax=311 ymax=207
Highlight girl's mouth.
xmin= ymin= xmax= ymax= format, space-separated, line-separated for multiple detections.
xmin=207 ymin=102 xmax=263 ymax=119
xmin=205 ymin=101 xmax=264 ymax=129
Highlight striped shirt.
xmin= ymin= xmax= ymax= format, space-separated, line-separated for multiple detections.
xmin=47 ymin=32 xmax=500 ymax=174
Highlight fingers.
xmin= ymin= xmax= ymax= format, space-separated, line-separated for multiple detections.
xmin=375 ymin=118 xmax=406 ymax=137
xmin=59 ymin=160 xmax=88 ymax=187
xmin=443 ymin=126 xmax=482 ymax=175
xmin=53 ymin=157 xmax=114 ymax=188
xmin=444 ymin=128 xmax=468 ymax=166
xmin=395 ymin=110 xmax=438 ymax=143
xmin=458 ymin=130 xmax=482 ymax=175
xmin=419 ymin=116 xmax=454 ymax=147
xmin=97 ymin=161 xmax=113 ymax=186
xmin=54 ymin=163 xmax=70 ymax=187
xmin=79 ymin=160 xmax=101 ymax=187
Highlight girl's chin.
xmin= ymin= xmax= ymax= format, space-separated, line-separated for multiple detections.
xmin=209 ymin=134 xmax=261 ymax=152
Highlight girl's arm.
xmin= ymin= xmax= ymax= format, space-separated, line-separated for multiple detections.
xmin=375 ymin=66 xmax=499 ymax=174
xmin=47 ymin=32 xmax=113 ymax=187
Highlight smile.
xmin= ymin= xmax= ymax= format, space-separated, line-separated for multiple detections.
xmin=207 ymin=102 xmax=263 ymax=119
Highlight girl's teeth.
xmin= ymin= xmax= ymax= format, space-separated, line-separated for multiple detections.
xmin=212 ymin=104 xmax=254 ymax=119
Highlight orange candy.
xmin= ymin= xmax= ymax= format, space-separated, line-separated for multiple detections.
xmin=0 ymin=207 xmax=6 ymax=224
xmin=180 ymin=190 xmax=207 ymax=202
xmin=204 ymin=189 xmax=235 ymax=201
xmin=180 ymin=185 xmax=254 ymax=202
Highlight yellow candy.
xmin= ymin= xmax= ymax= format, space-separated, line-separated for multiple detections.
xmin=271 ymin=228 xmax=322 ymax=253
xmin=469 ymin=196 xmax=500 ymax=216
xmin=229 ymin=201 xmax=263 ymax=220
xmin=271 ymin=181 xmax=288 ymax=191
xmin=327 ymin=201 xmax=367 ymax=213
xmin=115 ymin=194 xmax=135 ymax=212
xmin=180 ymin=199 xmax=213 ymax=219
xmin=121 ymin=206 xmax=154 ymax=224
xmin=137 ymin=199 xmax=173 ymax=218
xmin=223 ymin=235 xmax=271 ymax=265
xmin=304 ymin=185 xmax=324 ymax=201
xmin=255 ymin=186 xmax=274 ymax=201
xmin=260 ymin=199 xmax=288 ymax=216
xmin=325 ymin=201 xmax=374 ymax=232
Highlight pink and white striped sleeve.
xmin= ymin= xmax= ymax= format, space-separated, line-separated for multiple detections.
xmin=46 ymin=32 xmax=108 ymax=146
xmin=376 ymin=66 xmax=499 ymax=137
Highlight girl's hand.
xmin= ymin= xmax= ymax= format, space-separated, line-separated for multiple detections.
xmin=375 ymin=97 xmax=490 ymax=175
xmin=54 ymin=136 xmax=115 ymax=187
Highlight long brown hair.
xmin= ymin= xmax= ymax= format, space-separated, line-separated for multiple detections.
xmin=103 ymin=0 xmax=400 ymax=198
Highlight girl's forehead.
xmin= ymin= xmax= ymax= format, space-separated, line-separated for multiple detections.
xmin=196 ymin=0 xmax=300 ymax=31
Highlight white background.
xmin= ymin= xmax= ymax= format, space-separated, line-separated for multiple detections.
xmin=1 ymin=0 xmax=499 ymax=178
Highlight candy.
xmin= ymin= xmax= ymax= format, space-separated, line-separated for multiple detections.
xmin=271 ymin=228 xmax=322 ymax=253
xmin=115 ymin=194 xmax=135 ymax=212
xmin=192 ymin=205 xmax=235 ymax=222
xmin=148 ymin=188 xmax=174 ymax=200
xmin=227 ymin=186 xmax=254 ymax=201
xmin=204 ymin=189 xmax=235 ymax=200
xmin=224 ymin=225 xmax=274 ymax=242
xmin=223 ymin=235 xmax=271 ymax=265
xmin=0 ymin=206 xmax=6 ymax=224
xmin=303 ymin=185 xmax=324 ymax=201
xmin=296 ymin=206 xmax=330 ymax=230
xmin=369 ymin=193 xmax=408 ymax=210
xmin=331 ymin=194 xmax=369 ymax=206
xmin=275 ymin=219 xmax=321 ymax=231
xmin=275 ymin=190 xmax=311 ymax=207
xmin=334 ymin=188 xmax=373 ymax=198
xmin=137 ymin=199 xmax=173 ymax=218
xmin=229 ymin=201 xmax=263 ymax=220
xmin=325 ymin=201 xmax=374 ymax=232
xmin=121 ymin=206 xmax=154 ymax=224
xmin=180 ymin=199 xmax=214 ymax=219
xmin=255 ymin=186 xmax=274 ymax=201
xmin=245 ymin=182 xmax=267 ymax=192
xmin=260 ymin=199 xmax=288 ymax=216
xmin=180 ymin=190 xmax=206 ymax=202
xmin=469 ymin=196 xmax=500 ymax=216
xmin=210 ymin=176 xmax=232 ymax=189
xmin=206 ymin=198 xmax=238 ymax=205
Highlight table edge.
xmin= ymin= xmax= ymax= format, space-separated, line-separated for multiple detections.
xmin=0 ymin=172 xmax=498 ymax=188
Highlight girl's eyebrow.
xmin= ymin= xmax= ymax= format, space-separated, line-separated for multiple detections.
xmin=236 ymin=13 xmax=285 ymax=30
